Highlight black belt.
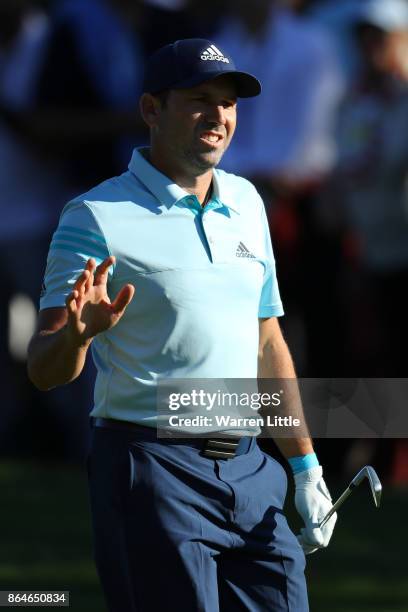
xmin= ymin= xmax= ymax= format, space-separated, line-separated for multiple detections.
xmin=92 ymin=417 xmax=251 ymax=460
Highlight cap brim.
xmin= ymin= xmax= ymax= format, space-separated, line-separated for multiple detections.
xmin=355 ymin=17 xmax=407 ymax=31
xmin=170 ymin=70 xmax=262 ymax=98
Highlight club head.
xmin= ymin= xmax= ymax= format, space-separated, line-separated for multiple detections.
xmin=351 ymin=465 xmax=382 ymax=508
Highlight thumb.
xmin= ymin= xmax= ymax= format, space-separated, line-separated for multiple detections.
xmin=111 ymin=284 xmax=135 ymax=315
xmin=298 ymin=501 xmax=325 ymax=548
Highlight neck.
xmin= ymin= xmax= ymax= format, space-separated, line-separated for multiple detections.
xmin=147 ymin=147 xmax=213 ymax=205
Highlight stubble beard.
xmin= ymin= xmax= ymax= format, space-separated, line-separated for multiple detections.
xmin=181 ymin=141 xmax=228 ymax=175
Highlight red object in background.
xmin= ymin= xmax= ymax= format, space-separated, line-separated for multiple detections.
xmin=390 ymin=441 xmax=408 ymax=486
xmin=269 ymin=199 xmax=300 ymax=251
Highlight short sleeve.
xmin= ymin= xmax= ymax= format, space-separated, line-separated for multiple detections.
xmin=258 ymin=202 xmax=284 ymax=319
xmin=40 ymin=200 xmax=110 ymax=310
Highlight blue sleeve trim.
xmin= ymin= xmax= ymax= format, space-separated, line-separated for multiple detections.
xmin=50 ymin=238 xmax=108 ymax=259
xmin=288 ymin=453 xmax=319 ymax=474
xmin=258 ymin=304 xmax=284 ymax=318
xmin=52 ymin=230 xmax=109 ymax=255
xmin=59 ymin=225 xmax=106 ymax=244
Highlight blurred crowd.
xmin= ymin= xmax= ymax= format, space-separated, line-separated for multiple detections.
xmin=1 ymin=0 xmax=408 ymax=479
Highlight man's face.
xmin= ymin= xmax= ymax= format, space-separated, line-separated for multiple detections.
xmin=152 ymin=76 xmax=237 ymax=174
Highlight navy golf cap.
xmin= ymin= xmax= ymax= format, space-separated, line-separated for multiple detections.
xmin=143 ymin=38 xmax=261 ymax=98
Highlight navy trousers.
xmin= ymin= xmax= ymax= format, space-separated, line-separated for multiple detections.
xmin=87 ymin=426 xmax=309 ymax=612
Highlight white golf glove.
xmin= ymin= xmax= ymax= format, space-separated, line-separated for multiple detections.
xmin=294 ymin=466 xmax=337 ymax=555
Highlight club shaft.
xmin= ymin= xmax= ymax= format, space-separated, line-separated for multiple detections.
xmin=319 ymin=466 xmax=382 ymax=529
xmin=319 ymin=486 xmax=352 ymax=528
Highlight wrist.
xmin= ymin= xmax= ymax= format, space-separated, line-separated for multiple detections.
xmin=288 ymin=452 xmax=319 ymax=475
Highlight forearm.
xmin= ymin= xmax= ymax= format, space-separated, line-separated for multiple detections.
xmin=257 ymin=323 xmax=338 ymax=556
xmin=27 ymin=326 xmax=91 ymax=391
xmin=258 ymin=329 xmax=314 ymax=459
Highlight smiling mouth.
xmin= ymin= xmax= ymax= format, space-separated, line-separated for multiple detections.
xmin=199 ymin=131 xmax=224 ymax=146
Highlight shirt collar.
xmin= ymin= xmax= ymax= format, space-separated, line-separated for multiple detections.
xmin=128 ymin=147 xmax=186 ymax=209
xmin=128 ymin=147 xmax=238 ymax=214
xmin=212 ymin=170 xmax=239 ymax=213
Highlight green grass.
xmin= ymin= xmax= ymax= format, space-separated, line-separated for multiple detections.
xmin=286 ymin=482 xmax=408 ymax=611
xmin=0 ymin=462 xmax=105 ymax=612
xmin=0 ymin=462 xmax=406 ymax=611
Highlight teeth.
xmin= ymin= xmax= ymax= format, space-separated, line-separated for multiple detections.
xmin=202 ymin=134 xmax=218 ymax=142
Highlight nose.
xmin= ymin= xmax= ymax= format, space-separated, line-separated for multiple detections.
xmin=206 ymin=104 xmax=227 ymax=125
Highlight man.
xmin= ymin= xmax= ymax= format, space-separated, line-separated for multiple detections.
xmin=28 ymin=39 xmax=336 ymax=612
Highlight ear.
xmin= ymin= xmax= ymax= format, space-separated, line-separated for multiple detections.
xmin=139 ymin=93 xmax=163 ymax=128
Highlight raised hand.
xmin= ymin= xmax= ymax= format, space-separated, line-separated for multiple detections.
xmin=65 ymin=256 xmax=135 ymax=347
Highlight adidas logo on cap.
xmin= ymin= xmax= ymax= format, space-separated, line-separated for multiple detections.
xmin=201 ymin=44 xmax=230 ymax=63
xmin=236 ymin=242 xmax=256 ymax=258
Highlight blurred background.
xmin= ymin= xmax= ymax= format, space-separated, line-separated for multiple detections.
xmin=1 ymin=0 xmax=408 ymax=609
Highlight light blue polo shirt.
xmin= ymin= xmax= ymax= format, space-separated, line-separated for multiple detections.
xmin=40 ymin=148 xmax=284 ymax=426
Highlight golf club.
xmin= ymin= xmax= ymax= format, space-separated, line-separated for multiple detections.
xmin=319 ymin=465 xmax=382 ymax=529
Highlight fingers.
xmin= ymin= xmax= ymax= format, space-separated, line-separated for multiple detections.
xmin=111 ymin=284 xmax=135 ymax=315
xmin=66 ymin=259 xmax=96 ymax=314
xmin=320 ymin=512 xmax=337 ymax=539
xmin=94 ymin=256 xmax=115 ymax=286
xmin=302 ymin=525 xmax=325 ymax=548
xmin=297 ymin=534 xmax=319 ymax=555
xmin=73 ymin=269 xmax=90 ymax=297
xmin=65 ymin=289 xmax=79 ymax=314
xmin=84 ymin=258 xmax=96 ymax=292
xmin=71 ymin=259 xmax=96 ymax=294
xmin=299 ymin=510 xmax=336 ymax=553
xmin=77 ymin=256 xmax=115 ymax=293
xmin=68 ymin=258 xmax=132 ymax=331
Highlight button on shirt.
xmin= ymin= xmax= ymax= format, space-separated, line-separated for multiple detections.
xmin=40 ymin=148 xmax=284 ymax=425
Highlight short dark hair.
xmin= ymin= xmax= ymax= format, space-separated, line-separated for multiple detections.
xmin=154 ymin=90 xmax=170 ymax=107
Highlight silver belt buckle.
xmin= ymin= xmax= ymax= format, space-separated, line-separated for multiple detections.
xmin=202 ymin=438 xmax=240 ymax=459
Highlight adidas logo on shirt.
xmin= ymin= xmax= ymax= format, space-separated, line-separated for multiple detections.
xmin=201 ymin=45 xmax=230 ymax=63
xmin=236 ymin=242 xmax=256 ymax=258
